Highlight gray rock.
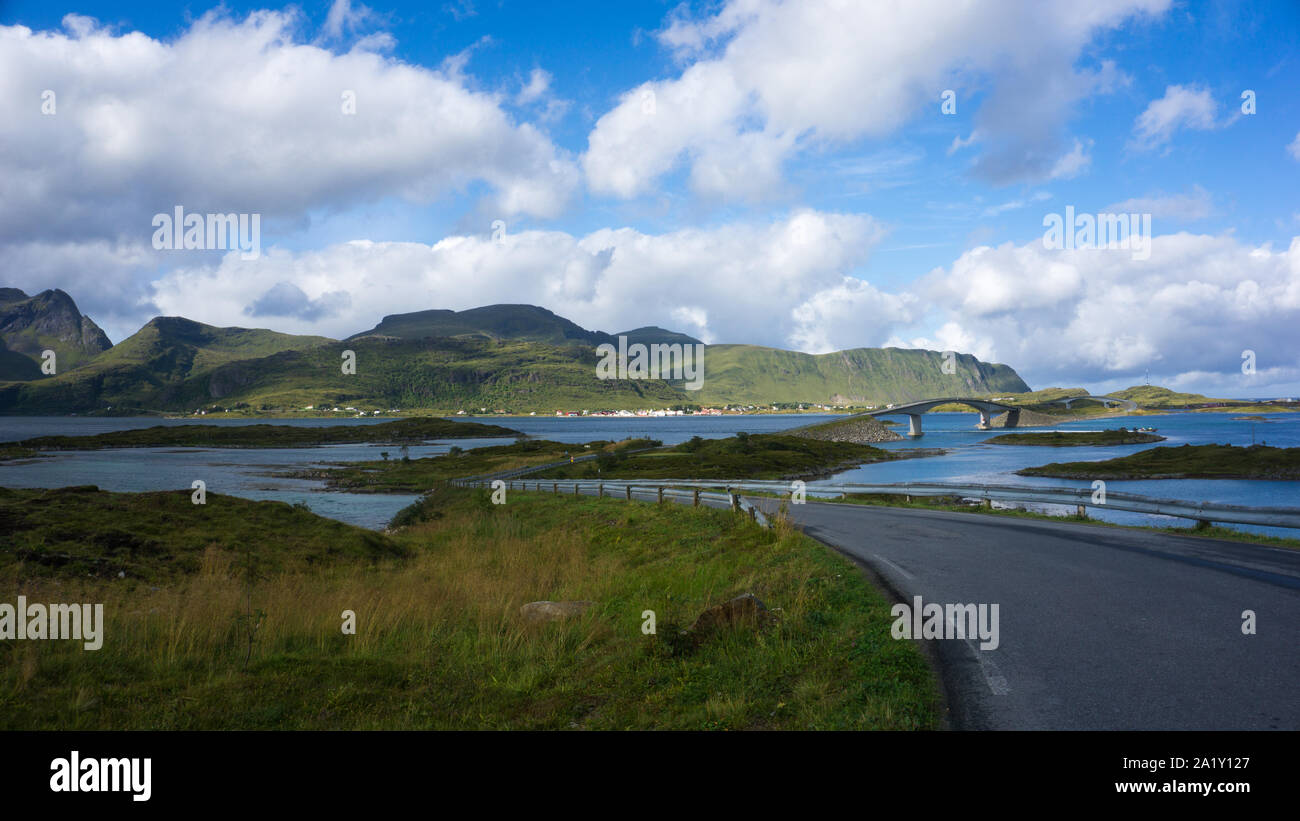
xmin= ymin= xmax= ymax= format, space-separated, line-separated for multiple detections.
xmin=520 ymin=600 xmax=594 ymax=623
xmin=688 ymin=593 xmax=779 ymax=636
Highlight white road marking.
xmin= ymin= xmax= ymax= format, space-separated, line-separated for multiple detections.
xmin=965 ymin=638 xmax=1011 ymax=695
xmin=873 ymin=553 xmax=914 ymax=580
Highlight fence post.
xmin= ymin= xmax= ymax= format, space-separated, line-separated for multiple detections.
xmin=730 ymin=490 xmax=739 ymax=512
xmin=657 ymin=486 xmax=664 ymax=504
xmin=626 ymin=485 xmax=632 ymax=501
xmin=749 ymin=506 xmax=756 ymax=522
xmin=693 ymin=488 xmax=700 ymax=507
xmin=553 ymin=483 xmax=558 ymax=494
xmin=573 ymin=483 xmax=579 ymax=497
xmin=1076 ymin=504 xmax=1086 ymax=519
xmin=598 ymin=483 xmax=604 ymax=499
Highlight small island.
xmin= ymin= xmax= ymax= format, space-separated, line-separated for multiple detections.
xmin=985 ymin=428 xmax=1165 ymax=447
xmin=1017 ymin=443 xmax=1300 ymax=480
xmin=297 ymin=432 xmax=909 ymax=491
xmin=532 ymin=432 xmax=900 ymax=482
xmin=13 ymin=417 xmax=521 ymax=451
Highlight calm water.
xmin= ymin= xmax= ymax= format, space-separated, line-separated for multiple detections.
xmin=1 ymin=412 xmax=1296 ymax=533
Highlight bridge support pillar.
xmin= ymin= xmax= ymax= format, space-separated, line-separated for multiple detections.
xmin=977 ymin=409 xmax=992 ymax=430
xmin=1005 ymin=409 xmax=1020 ymax=428
xmin=907 ymin=414 xmax=923 ymax=436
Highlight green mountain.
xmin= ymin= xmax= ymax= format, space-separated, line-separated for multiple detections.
xmin=0 ymin=288 xmax=113 ymax=375
xmin=349 ymin=304 xmax=615 ymax=346
xmin=0 ymin=295 xmax=1032 ymax=415
xmin=692 ymin=345 xmax=1030 ymax=406
xmin=618 ymin=326 xmax=703 ymax=346
xmin=0 ymin=338 xmax=42 ymax=381
xmin=348 ymin=304 xmax=703 ymax=348
xmin=0 ymin=316 xmax=333 ymax=413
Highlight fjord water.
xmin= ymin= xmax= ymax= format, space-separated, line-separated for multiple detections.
xmin=0 ymin=412 xmax=1296 ymax=533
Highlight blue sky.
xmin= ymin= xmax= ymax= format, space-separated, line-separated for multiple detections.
xmin=2 ymin=0 xmax=1298 ymax=395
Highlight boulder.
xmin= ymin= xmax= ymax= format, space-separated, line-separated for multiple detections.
xmin=519 ymin=600 xmax=593 ymax=623
xmin=688 ymin=593 xmax=778 ymax=636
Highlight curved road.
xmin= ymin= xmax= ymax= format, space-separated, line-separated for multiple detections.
xmin=752 ymin=498 xmax=1300 ymax=730
xmin=514 ymin=480 xmax=1299 ymax=729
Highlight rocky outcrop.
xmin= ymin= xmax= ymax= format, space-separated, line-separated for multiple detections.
xmin=790 ymin=415 xmax=904 ymax=444
xmin=0 ymin=288 xmax=112 ymax=375
xmin=688 ymin=593 xmax=779 ymax=637
xmin=990 ymin=409 xmax=1068 ymax=428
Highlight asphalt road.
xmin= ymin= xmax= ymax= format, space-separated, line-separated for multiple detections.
xmin=751 ymin=498 xmax=1300 ymax=730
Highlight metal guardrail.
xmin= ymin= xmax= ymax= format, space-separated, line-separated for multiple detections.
xmin=453 ymin=446 xmax=662 ymax=486
xmin=451 ymin=476 xmax=771 ymax=527
xmin=451 ymin=476 xmax=1300 ymax=530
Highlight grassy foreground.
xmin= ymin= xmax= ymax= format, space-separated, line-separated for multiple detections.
xmin=0 ymin=485 xmax=938 ymax=730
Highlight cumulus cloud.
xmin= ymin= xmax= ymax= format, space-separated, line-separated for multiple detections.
xmin=0 ymin=8 xmax=579 ymax=255
xmin=245 ymin=281 xmax=351 ymax=322
xmin=584 ymin=0 xmax=1169 ymax=198
xmin=147 ymin=210 xmax=903 ymax=348
xmin=917 ymin=233 xmax=1300 ymax=389
xmin=1130 ymin=84 xmax=1220 ymax=150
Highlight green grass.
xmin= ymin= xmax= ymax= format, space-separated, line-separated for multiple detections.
xmin=15 ymin=417 xmax=520 ymax=450
xmin=1018 ymin=443 xmax=1300 ymax=479
xmin=984 ymin=428 xmax=1165 ymax=446
xmin=532 ymin=432 xmax=896 ymax=481
xmin=0 ymin=486 xmax=409 ymax=582
xmin=0 ymin=485 xmax=939 ymax=730
xmin=0 ymin=445 xmax=43 ymax=461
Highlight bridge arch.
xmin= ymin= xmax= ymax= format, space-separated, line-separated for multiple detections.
xmin=867 ymin=397 xmax=1019 ymax=436
xmin=1045 ymin=395 xmax=1138 ymax=412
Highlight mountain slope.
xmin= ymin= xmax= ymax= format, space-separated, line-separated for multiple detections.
xmin=0 ymin=297 xmax=1033 ymax=414
xmin=616 ymin=326 xmax=703 ymax=346
xmin=348 ymin=304 xmax=618 ymax=346
xmin=349 ymin=304 xmax=705 ymax=350
xmin=0 ymin=316 xmax=334 ymax=413
xmin=0 ymin=288 xmax=113 ymax=375
xmin=693 ymin=345 xmax=1030 ymax=405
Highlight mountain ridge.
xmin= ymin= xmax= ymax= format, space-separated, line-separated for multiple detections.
xmin=0 ymin=288 xmax=1032 ymax=414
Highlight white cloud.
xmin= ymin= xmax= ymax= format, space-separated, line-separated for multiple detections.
xmin=1130 ymin=84 xmax=1219 ymax=150
xmin=148 ymin=210 xmax=904 ymax=349
xmin=517 ymin=68 xmax=551 ymax=104
xmin=322 ymin=0 xmax=375 ymax=41
xmin=1048 ymin=138 xmax=1092 ymax=180
xmin=1288 ymin=130 xmax=1300 ymax=161
xmin=919 ymin=233 xmax=1300 ymax=388
xmin=0 ymin=9 xmax=579 ymax=255
xmin=1105 ymin=186 xmax=1212 ymax=220
xmin=584 ymin=0 xmax=1169 ymax=198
